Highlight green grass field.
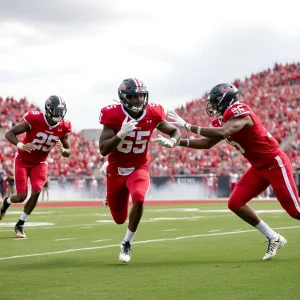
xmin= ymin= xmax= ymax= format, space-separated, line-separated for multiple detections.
xmin=1 ymin=202 xmax=299 ymax=300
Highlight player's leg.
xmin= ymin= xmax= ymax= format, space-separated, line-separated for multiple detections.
xmin=106 ymin=174 xmax=130 ymax=225
xmin=14 ymin=163 xmax=47 ymax=238
xmin=117 ymin=165 xmax=150 ymax=263
xmin=229 ymin=166 xmax=286 ymax=260
xmin=268 ymin=153 xmax=300 ymax=219
xmin=0 ymin=157 xmax=28 ymax=220
xmin=228 ymin=167 xmax=270 ymax=225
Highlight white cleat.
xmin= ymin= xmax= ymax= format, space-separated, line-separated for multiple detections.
xmin=119 ymin=241 xmax=131 ymax=263
xmin=263 ymin=234 xmax=287 ymax=260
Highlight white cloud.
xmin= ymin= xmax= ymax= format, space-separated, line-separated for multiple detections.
xmin=0 ymin=0 xmax=299 ymax=131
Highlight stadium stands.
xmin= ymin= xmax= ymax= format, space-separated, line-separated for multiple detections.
xmin=0 ymin=63 xmax=299 ymax=178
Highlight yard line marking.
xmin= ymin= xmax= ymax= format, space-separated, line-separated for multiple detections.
xmin=91 ymin=239 xmax=111 ymax=243
xmin=54 ymin=238 xmax=75 ymax=241
xmin=0 ymin=222 xmax=54 ymax=227
xmin=162 ymin=229 xmax=177 ymax=232
xmin=1 ymin=225 xmax=300 ymax=261
xmin=208 ymin=230 xmax=221 ymax=232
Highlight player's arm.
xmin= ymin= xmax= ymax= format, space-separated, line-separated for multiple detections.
xmin=99 ymin=115 xmax=138 ymax=156
xmin=191 ymin=116 xmax=253 ymax=139
xmin=56 ymin=134 xmax=71 ymax=157
xmin=156 ymin=120 xmax=181 ymax=143
xmin=178 ymin=136 xmax=223 ymax=149
xmin=99 ymin=125 xmax=123 ymax=156
xmin=5 ymin=121 xmax=36 ymax=153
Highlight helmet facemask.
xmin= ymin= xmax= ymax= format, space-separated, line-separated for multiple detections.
xmin=206 ymin=85 xmax=238 ymax=117
xmin=45 ymin=96 xmax=67 ymax=123
xmin=118 ymin=78 xmax=149 ymax=113
xmin=46 ymin=106 xmax=67 ymax=123
xmin=119 ymin=92 xmax=148 ymax=112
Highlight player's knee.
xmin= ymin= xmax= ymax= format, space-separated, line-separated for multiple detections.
xmin=112 ymin=214 xmax=127 ymax=225
xmin=131 ymin=192 xmax=145 ymax=203
xmin=110 ymin=209 xmax=127 ymax=225
xmin=228 ymin=199 xmax=241 ymax=211
xmin=287 ymin=211 xmax=300 ymax=220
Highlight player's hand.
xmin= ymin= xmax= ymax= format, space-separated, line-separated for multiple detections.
xmin=117 ymin=115 xmax=138 ymax=139
xmin=56 ymin=139 xmax=65 ymax=153
xmin=153 ymin=134 xmax=178 ymax=148
xmin=22 ymin=143 xmax=36 ymax=153
xmin=168 ymin=110 xmax=191 ymax=131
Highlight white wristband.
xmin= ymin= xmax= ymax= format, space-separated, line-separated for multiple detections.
xmin=170 ymin=137 xmax=178 ymax=147
xmin=186 ymin=139 xmax=190 ymax=147
xmin=184 ymin=123 xmax=191 ymax=131
xmin=17 ymin=142 xmax=24 ymax=150
xmin=117 ymin=130 xmax=127 ymax=140
xmin=197 ymin=126 xmax=202 ymax=135
xmin=61 ymin=148 xmax=66 ymax=154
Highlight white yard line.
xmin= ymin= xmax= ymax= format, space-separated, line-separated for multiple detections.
xmin=1 ymin=225 xmax=300 ymax=261
xmin=54 ymin=238 xmax=75 ymax=241
xmin=91 ymin=239 xmax=111 ymax=243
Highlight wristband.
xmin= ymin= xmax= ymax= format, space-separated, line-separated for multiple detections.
xmin=170 ymin=137 xmax=178 ymax=147
xmin=117 ymin=130 xmax=127 ymax=140
xmin=17 ymin=142 xmax=24 ymax=150
xmin=186 ymin=139 xmax=190 ymax=147
xmin=184 ymin=123 xmax=191 ymax=131
xmin=197 ymin=126 xmax=202 ymax=135
xmin=61 ymin=148 xmax=66 ymax=154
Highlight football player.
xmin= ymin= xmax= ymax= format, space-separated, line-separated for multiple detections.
xmin=155 ymin=83 xmax=300 ymax=260
xmin=99 ymin=78 xmax=181 ymax=263
xmin=0 ymin=96 xmax=72 ymax=238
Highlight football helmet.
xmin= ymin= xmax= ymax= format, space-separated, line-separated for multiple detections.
xmin=118 ymin=78 xmax=149 ymax=112
xmin=206 ymin=83 xmax=238 ymax=117
xmin=45 ymin=95 xmax=67 ymax=123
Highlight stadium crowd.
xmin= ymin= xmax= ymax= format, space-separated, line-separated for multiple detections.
xmin=0 ymin=63 xmax=299 ymax=179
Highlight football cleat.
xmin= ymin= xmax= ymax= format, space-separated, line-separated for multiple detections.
xmin=103 ymin=196 xmax=108 ymax=207
xmin=263 ymin=234 xmax=287 ymax=260
xmin=14 ymin=225 xmax=26 ymax=239
xmin=0 ymin=197 xmax=9 ymax=220
xmin=119 ymin=241 xmax=131 ymax=263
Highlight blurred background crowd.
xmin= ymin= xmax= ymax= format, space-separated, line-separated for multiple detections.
xmin=0 ymin=63 xmax=299 ymax=197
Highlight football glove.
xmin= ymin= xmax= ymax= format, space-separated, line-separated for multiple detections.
xmin=117 ymin=115 xmax=138 ymax=139
xmin=167 ymin=110 xmax=191 ymax=131
xmin=153 ymin=134 xmax=178 ymax=148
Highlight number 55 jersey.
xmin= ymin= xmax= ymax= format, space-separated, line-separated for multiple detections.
xmin=18 ymin=110 xmax=72 ymax=164
xmin=99 ymin=103 xmax=165 ymax=167
xmin=212 ymin=102 xmax=281 ymax=169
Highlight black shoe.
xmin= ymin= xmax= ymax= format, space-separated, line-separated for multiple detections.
xmin=14 ymin=225 xmax=26 ymax=238
xmin=0 ymin=197 xmax=10 ymax=221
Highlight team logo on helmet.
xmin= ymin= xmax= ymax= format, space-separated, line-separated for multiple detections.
xmin=219 ymin=87 xmax=232 ymax=94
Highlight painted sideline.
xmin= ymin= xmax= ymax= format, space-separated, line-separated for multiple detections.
xmin=1 ymin=225 xmax=299 ymax=261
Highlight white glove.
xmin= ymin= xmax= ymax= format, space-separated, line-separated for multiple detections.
xmin=153 ymin=134 xmax=178 ymax=148
xmin=168 ymin=110 xmax=191 ymax=131
xmin=117 ymin=115 xmax=138 ymax=139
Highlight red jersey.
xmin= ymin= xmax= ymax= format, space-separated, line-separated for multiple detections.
xmin=19 ymin=111 xmax=72 ymax=163
xmin=100 ymin=103 xmax=165 ymax=167
xmin=212 ymin=102 xmax=281 ymax=169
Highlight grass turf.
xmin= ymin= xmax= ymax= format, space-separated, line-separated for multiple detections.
xmin=0 ymin=202 xmax=299 ymax=300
